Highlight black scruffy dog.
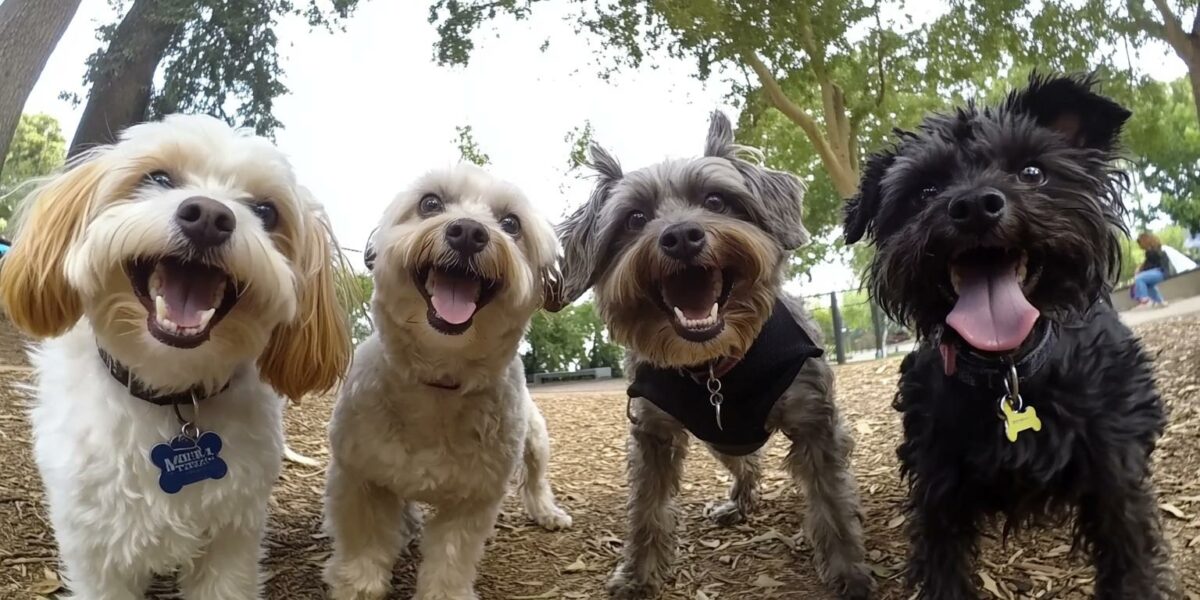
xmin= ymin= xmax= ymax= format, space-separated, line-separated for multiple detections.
xmin=843 ymin=73 xmax=1179 ymax=599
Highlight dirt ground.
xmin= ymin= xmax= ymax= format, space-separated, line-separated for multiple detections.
xmin=1 ymin=317 xmax=1198 ymax=599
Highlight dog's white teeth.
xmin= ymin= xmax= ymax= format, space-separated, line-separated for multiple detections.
xmin=196 ymin=308 xmax=216 ymax=330
xmin=950 ymin=270 xmax=962 ymax=295
xmin=155 ymin=295 xmax=169 ymax=323
xmin=674 ymin=305 xmax=719 ymax=330
xmin=212 ymin=280 xmax=226 ymax=304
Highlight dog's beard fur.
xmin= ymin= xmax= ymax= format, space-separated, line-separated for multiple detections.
xmin=595 ymin=209 xmax=781 ymax=367
xmin=845 ymin=73 xmax=1130 ymax=347
xmin=370 ymin=164 xmax=558 ymax=370
xmin=558 ymin=111 xmax=809 ymax=368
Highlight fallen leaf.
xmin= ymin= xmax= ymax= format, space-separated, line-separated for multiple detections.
xmin=752 ymin=574 xmax=785 ymax=588
xmin=1160 ymin=503 xmax=1188 ymax=519
xmin=886 ymin=514 xmax=906 ymax=529
xmin=977 ymin=570 xmax=1005 ymax=599
xmin=563 ymin=557 xmax=588 ymax=573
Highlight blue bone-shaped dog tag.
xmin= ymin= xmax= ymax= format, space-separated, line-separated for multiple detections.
xmin=149 ymin=431 xmax=228 ymax=494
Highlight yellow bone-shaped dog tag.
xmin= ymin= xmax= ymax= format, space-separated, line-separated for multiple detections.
xmin=1001 ymin=400 xmax=1041 ymax=442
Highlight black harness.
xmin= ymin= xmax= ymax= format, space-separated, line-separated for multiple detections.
xmin=627 ymin=299 xmax=824 ymax=456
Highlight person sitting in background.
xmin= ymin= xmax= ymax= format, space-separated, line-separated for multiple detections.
xmin=1133 ymin=232 xmax=1169 ymax=308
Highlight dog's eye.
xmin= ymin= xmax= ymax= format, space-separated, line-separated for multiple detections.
xmin=250 ymin=202 xmax=278 ymax=231
xmin=419 ymin=194 xmax=444 ymax=216
xmin=146 ymin=171 xmax=175 ymax=188
xmin=500 ymin=214 xmax=521 ymax=236
xmin=919 ymin=186 xmax=939 ymax=200
xmin=702 ymin=193 xmax=727 ymax=213
xmin=626 ymin=210 xmax=648 ymax=232
xmin=1018 ymin=165 xmax=1046 ymax=186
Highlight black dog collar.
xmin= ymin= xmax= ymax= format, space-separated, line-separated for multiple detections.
xmin=945 ymin=321 xmax=1058 ymax=389
xmin=98 ymin=348 xmax=230 ymax=406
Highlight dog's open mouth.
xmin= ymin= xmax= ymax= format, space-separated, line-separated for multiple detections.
xmin=657 ymin=266 xmax=735 ymax=343
xmin=415 ymin=265 xmax=500 ymax=335
xmin=943 ymin=247 xmax=1043 ymax=353
xmin=127 ymin=258 xmax=239 ymax=349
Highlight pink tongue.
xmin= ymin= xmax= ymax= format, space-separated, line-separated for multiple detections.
xmin=161 ymin=264 xmax=224 ymax=328
xmin=945 ymin=262 xmax=1040 ymax=352
xmin=429 ymin=271 xmax=481 ymax=325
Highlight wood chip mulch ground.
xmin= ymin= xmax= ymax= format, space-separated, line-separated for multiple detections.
xmin=1 ymin=316 xmax=1198 ymax=599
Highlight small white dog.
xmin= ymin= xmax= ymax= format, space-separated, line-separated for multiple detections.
xmin=324 ymin=164 xmax=571 ymax=600
xmin=0 ymin=115 xmax=351 ymax=599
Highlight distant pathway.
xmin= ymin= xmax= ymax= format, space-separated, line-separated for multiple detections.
xmin=1120 ymin=294 xmax=1200 ymax=327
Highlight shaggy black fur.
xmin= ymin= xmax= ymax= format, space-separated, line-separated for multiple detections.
xmin=844 ymin=73 xmax=1178 ymax=599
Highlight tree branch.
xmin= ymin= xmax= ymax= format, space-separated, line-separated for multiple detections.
xmin=1148 ymin=0 xmax=1196 ymax=61
xmin=1126 ymin=0 xmax=1167 ymax=40
xmin=741 ymin=51 xmax=856 ymax=196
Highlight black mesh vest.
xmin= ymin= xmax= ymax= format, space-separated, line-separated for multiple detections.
xmin=627 ymin=299 xmax=824 ymax=455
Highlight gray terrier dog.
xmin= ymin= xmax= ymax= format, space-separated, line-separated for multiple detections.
xmin=555 ymin=112 xmax=872 ymax=599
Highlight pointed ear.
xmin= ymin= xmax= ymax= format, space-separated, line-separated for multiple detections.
xmin=844 ymin=148 xmax=896 ymax=244
xmin=704 ymin=110 xmax=736 ymax=157
xmin=0 ymin=160 xmax=104 ymax=337
xmin=258 ymin=201 xmax=352 ymax=401
xmin=1010 ymin=72 xmax=1131 ymax=149
xmin=556 ymin=142 xmax=622 ymax=305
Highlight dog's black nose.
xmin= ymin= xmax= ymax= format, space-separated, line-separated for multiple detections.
xmin=175 ymin=197 xmax=235 ymax=248
xmin=659 ymin=222 xmax=707 ymax=260
xmin=948 ymin=188 xmax=1006 ymax=230
xmin=445 ymin=219 xmax=489 ymax=255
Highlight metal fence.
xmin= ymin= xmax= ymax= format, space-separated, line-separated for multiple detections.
xmin=798 ymin=289 xmax=914 ymax=365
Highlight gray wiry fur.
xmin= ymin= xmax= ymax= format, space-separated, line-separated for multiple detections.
xmin=561 ymin=112 xmax=872 ymax=599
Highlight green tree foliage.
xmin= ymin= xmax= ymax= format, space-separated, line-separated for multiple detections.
xmin=522 ymin=300 xmax=624 ymax=375
xmin=428 ymin=1 xmax=1122 ymax=275
xmin=807 ymin=290 xmax=880 ymax=355
xmin=338 ymin=270 xmax=374 ymax=345
xmin=0 ymin=113 xmax=66 ymax=228
xmin=70 ymin=0 xmax=358 ymax=152
xmin=1117 ymin=77 xmax=1200 ymax=230
xmin=453 ymin=124 xmax=491 ymax=166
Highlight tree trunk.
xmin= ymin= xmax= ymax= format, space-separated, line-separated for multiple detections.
xmin=68 ymin=0 xmax=184 ymax=157
xmin=1188 ymin=60 xmax=1200 ymax=125
xmin=0 ymin=0 xmax=82 ymax=175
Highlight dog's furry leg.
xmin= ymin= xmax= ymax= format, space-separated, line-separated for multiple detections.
xmin=774 ymin=360 xmax=873 ymax=600
xmin=904 ymin=484 xmax=979 ymax=600
xmin=414 ymin=499 xmax=502 ymax=600
xmin=607 ymin=398 xmax=689 ymax=600
xmin=57 ymin=541 xmax=151 ymax=600
xmin=519 ymin=397 xmax=572 ymax=531
xmin=705 ymin=446 xmax=761 ymax=527
xmin=178 ymin=524 xmax=263 ymax=600
xmin=324 ymin=461 xmax=421 ymax=600
xmin=1079 ymin=473 xmax=1179 ymax=599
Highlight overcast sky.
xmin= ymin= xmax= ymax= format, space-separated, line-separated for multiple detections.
xmin=22 ymin=1 xmax=1188 ymax=295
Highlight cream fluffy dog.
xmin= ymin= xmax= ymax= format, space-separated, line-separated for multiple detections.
xmin=0 ymin=115 xmax=350 ymax=599
xmin=324 ymin=164 xmax=571 ymax=600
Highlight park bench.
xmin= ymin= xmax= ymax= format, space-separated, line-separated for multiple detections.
xmin=531 ymin=367 xmax=613 ymax=385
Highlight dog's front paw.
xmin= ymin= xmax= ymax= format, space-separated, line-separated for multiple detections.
xmin=707 ymin=501 xmax=748 ymax=527
xmin=531 ymin=504 xmax=572 ymax=531
xmin=829 ymin=564 xmax=874 ymax=600
xmin=606 ymin=565 xmax=660 ymax=599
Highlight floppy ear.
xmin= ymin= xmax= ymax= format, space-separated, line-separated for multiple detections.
xmin=0 ymin=160 xmax=105 ymax=337
xmin=739 ymin=165 xmax=809 ymax=250
xmin=843 ymin=148 xmax=896 ymax=244
xmin=258 ymin=203 xmax=352 ymax=401
xmin=1009 ymin=72 xmax=1131 ymax=149
xmin=556 ymin=141 xmax=622 ymax=306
